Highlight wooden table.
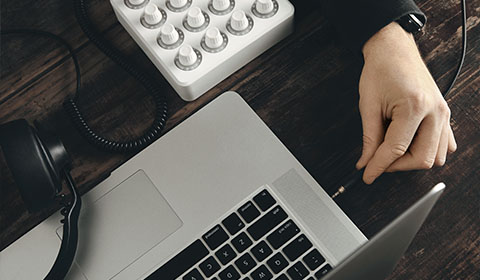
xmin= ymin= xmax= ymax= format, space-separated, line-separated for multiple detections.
xmin=1 ymin=0 xmax=479 ymax=279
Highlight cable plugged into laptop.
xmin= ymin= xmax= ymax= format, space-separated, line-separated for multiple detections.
xmin=331 ymin=170 xmax=365 ymax=199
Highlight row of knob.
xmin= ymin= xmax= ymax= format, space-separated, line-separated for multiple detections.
xmin=144 ymin=6 xmax=254 ymax=34
xmin=132 ymin=0 xmax=277 ymax=26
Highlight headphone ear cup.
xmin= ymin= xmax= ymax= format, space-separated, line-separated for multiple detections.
xmin=0 ymin=119 xmax=64 ymax=212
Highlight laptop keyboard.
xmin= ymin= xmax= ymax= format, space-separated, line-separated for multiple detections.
xmin=146 ymin=189 xmax=332 ymax=280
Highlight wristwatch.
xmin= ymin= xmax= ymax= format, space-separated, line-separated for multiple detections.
xmin=396 ymin=14 xmax=425 ymax=34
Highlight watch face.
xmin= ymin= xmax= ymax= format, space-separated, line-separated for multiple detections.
xmin=397 ymin=14 xmax=424 ymax=34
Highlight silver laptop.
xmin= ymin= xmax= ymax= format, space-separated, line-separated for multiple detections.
xmin=0 ymin=92 xmax=442 ymax=280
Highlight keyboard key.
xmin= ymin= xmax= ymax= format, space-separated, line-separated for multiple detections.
xmin=238 ymin=201 xmax=260 ymax=223
xmin=219 ymin=265 xmax=241 ymax=280
xmin=216 ymin=244 xmax=237 ymax=265
xmin=303 ymin=249 xmax=325 ymax=271
xmin=267 ymin=219 xmax=300 ymax=249
xmin=212 ymin=278 xmax=218 ymax=280
xmin=266 ymin=252 xmax=289 ymax=274
xmin=253 ymin=190 xmax=276 ymax=211
xmin=251 ymin=240 xmax=273 ymax=262
xmin=314 ymin=264 xmax=332 ymax=279
xmin=231 ymin=232 xmax=253 ymax=253
xmin=203 ymin=225 xmax=229 ymax=250
xmin=146 ymin=239 xmax=208 ymax=279
xmin=247 ymin=206 xmax=288 ymax=241
xmin=287 ymin=261 xmax=309 ymax=280
xmin=235 ymin=253 xmax=257 ymax=274
xmin=307 ymin=278 xmax=315 ymax=280
xmin=250 ymin=265 xmax=273 ymax=280
xmin=223 ymin=213 xmax=245 ymax=235
xmin=183 ymin=268 xmax=204 ymax=280
xmin=275 ymin=274 xmax=288 ymax=280
xmin=199 ymin=256 xmax=221 ymax=277
xmin=283 ymin=234 xmax=312 ymax=261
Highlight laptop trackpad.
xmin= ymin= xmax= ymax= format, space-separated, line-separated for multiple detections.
xmin=57 ymin=170 xmax=183 ymax=280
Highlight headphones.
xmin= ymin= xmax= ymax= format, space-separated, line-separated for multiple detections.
xmin=0 ymin=119 xmax=81 ymax=280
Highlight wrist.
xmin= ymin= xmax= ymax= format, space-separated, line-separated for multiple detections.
xmin=362 ymin=22 xmax=416 ymax=60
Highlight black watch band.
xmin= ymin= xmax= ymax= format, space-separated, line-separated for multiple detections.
xmin=396 ymin=14 xmax=425 ymax=34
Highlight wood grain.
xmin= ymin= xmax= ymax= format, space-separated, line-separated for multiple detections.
xmin=1 ymin=0 xmax=479 ymax=279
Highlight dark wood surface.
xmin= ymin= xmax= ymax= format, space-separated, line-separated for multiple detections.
xmin=1 ymin=0 xmax=479 ymax=279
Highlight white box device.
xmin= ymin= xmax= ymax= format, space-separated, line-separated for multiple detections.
xmin=110 ymin=0 xmax=294 ymax=101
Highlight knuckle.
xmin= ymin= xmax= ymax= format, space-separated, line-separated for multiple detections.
xmin=390 ymin=143 xmax=408 ymax=157
xmin=437 ymin=102 xmax=450 ymax=118
xmin=362 ymin=134 xmax=375 ymax=146
xmin=419 ymin=158 xmax=435 ymax=169
xmin=405 ymin=94 xmax=426 ymax=115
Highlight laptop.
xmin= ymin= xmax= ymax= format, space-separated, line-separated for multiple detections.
xmin=0 ymin=91 xmax=443 ymax=280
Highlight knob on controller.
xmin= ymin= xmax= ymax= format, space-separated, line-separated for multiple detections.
xmin=170 ymin=0 xmax=187 ymax=8
xmin=179 ymin=45 xmax=197 ymax=66
xmin=213 ymin=0 xmax=230 ymax=11
xmin=209 ymin=0 xmax=234 ymax=15
xmin=167 ymin=0 xmax=191 ymax=12
xmin=187 ymin=7 xmax=205 ymax=28
xmin=227 ymin=10 xmax=253 ymax=35
xmin=202 ymin=27 xmax=228 ymax=52
xmin=205 ymin=28 xmax=223 ymax=49
xmin=125 ymin=0 xmax=148 ymax=9
xmin=231 ymin=11 xmax=249 ymax=32
xmin=184 ymin=7 xmax=209 ymax=32
xmin=158 ymin=23 xmax=184 ymax=49
xmin=129 ymin=0 xmax=145 ymax=5
xmin=143 ymin=4 xmax=163 ymax=25
xmin=160 ymin=24 xmax=178 ymax=45
xmin=256 ymin=0 xmax=274 ymax=14
xmin=252 ymin=0 xmax=278 ymax=18
xmin=176 ymin=44 xmax=201 ymax=70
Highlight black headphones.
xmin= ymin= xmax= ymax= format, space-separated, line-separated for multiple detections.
xmin=0 ymin=119 xmax=81 ymax=280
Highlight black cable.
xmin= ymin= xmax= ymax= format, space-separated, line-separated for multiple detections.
xmin=443 ymin=0 xmax=467 ymax=98
xmin=1 ymin=29 xmax=82 ymax=98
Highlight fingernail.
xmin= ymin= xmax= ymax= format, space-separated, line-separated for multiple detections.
xmin=356 ymin=158 xmax=364 ymax=169
xmin=363 ymin=175 xmax=374 ymax=185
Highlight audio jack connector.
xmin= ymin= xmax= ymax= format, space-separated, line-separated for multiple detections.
xmin=332 ymin=169 xmax=364 ymax=199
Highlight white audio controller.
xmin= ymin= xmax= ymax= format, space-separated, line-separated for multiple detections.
xmin=110 ymin=0 xmax=294 ymax=101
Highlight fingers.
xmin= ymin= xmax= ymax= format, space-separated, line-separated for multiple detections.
xmin=434 ymin=122 xmax=449 ymax=166
xmin=356 ymin=103 xmax=385 ymax=169
xmin=385 ymin=115 xmax=442 ymax=172
xmin=362 ymin=111 xmax=423 ymax=184
xmin=448 ymin=124 xmax=457 ymax=153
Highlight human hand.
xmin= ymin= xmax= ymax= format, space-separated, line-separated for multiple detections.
xmin=356 ymin=22 xmax=457 ymax=184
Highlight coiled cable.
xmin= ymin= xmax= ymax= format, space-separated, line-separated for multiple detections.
xmin=63 ymin=0 xmax=168 ymax=152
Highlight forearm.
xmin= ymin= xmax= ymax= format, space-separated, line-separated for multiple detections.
xmin=323 ymin=0 xmax=426 ymax=53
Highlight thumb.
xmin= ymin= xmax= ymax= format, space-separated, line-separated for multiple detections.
xmin=356 ymin=104 xmax=385 ymax=169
